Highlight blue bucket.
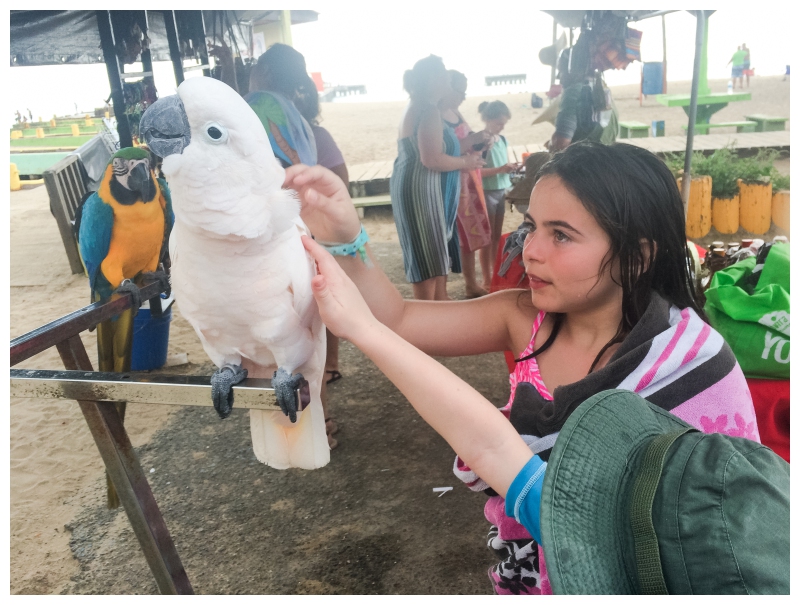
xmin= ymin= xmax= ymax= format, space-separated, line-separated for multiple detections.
xmin=131 ymin=303 xmax=172 ymax=371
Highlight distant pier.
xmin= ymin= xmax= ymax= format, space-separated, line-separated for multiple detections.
xmin=485 ymin=74 xmax=527 ymax=86
xmin=319 ymin=85 xmax=367 ymax=102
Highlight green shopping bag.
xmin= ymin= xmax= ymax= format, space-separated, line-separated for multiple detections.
xmin=704 ymin=243 xmax=790 ymax=379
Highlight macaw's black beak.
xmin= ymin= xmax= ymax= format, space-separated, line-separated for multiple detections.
xmin=127 ymin=162 xmax=156 ymax=200
xmin=140 ymin=94 xmax=191 ymax=158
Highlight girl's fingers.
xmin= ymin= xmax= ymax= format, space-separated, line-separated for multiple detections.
xmin=302 ymin=235 xmax=336 ymax=271
xmin=283 ymin=163 xmax=309 ymax=187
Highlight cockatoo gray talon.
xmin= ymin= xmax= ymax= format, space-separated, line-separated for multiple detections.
xmin=272 ymin=367 xmax=303 ymax=423
xmin=115 ymin=279 xmax=142 ymax=317
xmin=210 ymin=364 xmax=248 ymax=419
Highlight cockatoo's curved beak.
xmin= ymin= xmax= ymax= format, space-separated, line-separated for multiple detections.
xmin=140 ymin=94 xmax=191 ymax=158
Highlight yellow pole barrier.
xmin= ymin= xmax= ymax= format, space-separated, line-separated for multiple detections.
xmin=11 ymin=164 xmax=22 ymax=191
xmin=678 ymin=175 xmax=712 ymax=238
xmin=771 ymin=190 xmax=790 ymax=233
xmin=738 ymin=178 xmax=772 ymax=234
xmin=711 ymin=195 xmax=739 ymax=234
xmin=71 ymin=124 xmax=81 ymax=136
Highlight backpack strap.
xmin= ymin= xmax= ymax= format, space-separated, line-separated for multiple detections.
xmin=630 ymin=428 xmax=693 ymax=594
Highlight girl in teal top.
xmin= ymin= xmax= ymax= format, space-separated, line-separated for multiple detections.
xmin=478 ymin=101 xmax=516 ymax=283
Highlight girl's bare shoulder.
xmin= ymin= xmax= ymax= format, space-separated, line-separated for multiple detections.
xmin=490 ymin=287 xmax=537 ymax=323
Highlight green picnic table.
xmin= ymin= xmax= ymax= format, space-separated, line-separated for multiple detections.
xmin=656 ymin=91 xmax=751 ymax=124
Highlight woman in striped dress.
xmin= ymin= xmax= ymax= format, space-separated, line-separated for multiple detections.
xmin=390 ymin=55 xmax=485 ymax=300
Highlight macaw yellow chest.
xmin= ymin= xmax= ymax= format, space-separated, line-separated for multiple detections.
xmin=101 ymin=200 xmax=165 ymax=287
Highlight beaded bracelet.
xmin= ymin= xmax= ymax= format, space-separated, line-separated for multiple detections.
xmin=318 ymin=225 xmax=372 ymax=266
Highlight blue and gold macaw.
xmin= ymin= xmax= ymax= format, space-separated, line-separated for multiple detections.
xmin=78 ymin=146 xmax=174 ymax=375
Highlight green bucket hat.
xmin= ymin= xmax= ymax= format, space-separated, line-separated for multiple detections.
xmin=540 ymin=389 xmax=790 ymax=595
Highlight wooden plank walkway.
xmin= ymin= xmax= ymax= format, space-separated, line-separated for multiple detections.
xmin=623 ymin=130 xmax=790 ymax=154
xmin=347 ymin=130 xmax=790 ymax=204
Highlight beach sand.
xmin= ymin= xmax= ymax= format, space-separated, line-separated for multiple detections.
xmin=9 ymin=75 xmax=789 ymax=594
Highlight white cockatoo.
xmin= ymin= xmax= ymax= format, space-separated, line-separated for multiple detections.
xmin=139 ymin=76 xmax=329 ymax=470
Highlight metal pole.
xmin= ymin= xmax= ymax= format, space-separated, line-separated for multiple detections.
xmin=195 ymin=11 xmax=211 ymax=77
xmin=661 ymin=14 xmax=668 ymax=93
xmin=681 ymin=10 xmax=706 ymax=212
xmin=96 ymin=10 xmax=133 ymax=149
xmin=140 ymin=11 xmax=154 ymax=77
xmin=163 ymin=10 xmax=184 ymax=86
xmin=550 ymin=18 xmax=557 ymax=87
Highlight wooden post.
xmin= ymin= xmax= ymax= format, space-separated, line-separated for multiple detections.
xmin=55 ymin=335 xmax=194 ymax=595
xmin=10 ymin=281 xmax=193 ymax=595
xmin=281 ymin=9 xmax=293 ymax=46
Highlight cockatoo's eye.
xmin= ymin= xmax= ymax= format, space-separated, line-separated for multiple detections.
xmin=203 ymin=122 xmax=228 ymax=144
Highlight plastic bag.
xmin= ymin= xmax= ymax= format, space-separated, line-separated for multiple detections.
xmin=704 ymin=243 xmax=790 ymax=379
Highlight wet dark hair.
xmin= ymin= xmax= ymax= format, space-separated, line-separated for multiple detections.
xmin=518 ymin=141 xmax=706 ymax=372
xmin=249 ymin=43 xmax=320 ymax=124
xmin=478 ymin=100 xmax=511 ymax=121
xmin=403 ymin=55 xmax=446 ymax=101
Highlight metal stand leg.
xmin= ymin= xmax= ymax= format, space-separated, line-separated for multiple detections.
xmin=56 ymin=335 xmax=193 ymax=595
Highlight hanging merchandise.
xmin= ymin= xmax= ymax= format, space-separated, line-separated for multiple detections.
xmin=586 ymin=11 xmax=642 ymax=72
xmin=704 ymin=242 xmax=790 ymax=379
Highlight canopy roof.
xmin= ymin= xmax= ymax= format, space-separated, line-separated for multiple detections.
xmin=10 ymin=10 xmax=318 ymax=67
xmin=543 ymin=10 xmax=675 ymax=29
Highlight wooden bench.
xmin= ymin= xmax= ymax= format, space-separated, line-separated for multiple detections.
xmin=353 ymin=193 xmax=391 ymax=218
xmin=744 ymin=114 xmax=788 ymax=132
xmin=619 ymin=121 xmax=649 ymax=138
xmin=682 ymin=121 xmax=757 ymax=134
xmin=43 ymin=154 xmax=90 ymax=275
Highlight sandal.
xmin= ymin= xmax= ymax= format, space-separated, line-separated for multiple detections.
xmin=325 ymin=417 xmax=339 ymax=436
xmin=325 ymin=370 xmax=342 ymax=384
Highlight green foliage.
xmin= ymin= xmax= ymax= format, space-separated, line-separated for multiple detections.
xmin=661 ymin=146 xmax=789 ymax=197
xmin=772 ymin=171 xmax=790 ymax=191
xmin=662 ymin=152 xmax=685 ymax=178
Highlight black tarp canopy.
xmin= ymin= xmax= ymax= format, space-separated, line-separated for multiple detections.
xmin=10 ymin=10 xmax=318 ymax=149
xmin=10 ymin=10 xmax=318 ymax=66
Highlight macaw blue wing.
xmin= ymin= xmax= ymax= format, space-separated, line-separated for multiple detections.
xmin=78 ymin=192 xmax=114 ymax=299
xmin=244 ymin=90 xmax=317 ymax=167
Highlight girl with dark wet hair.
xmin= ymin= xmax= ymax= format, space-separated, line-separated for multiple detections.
xmin=286 ymin=141 xmax=759 ymax=595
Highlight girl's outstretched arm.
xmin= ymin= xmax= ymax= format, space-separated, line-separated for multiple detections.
xmin=286 ymin=165 xmax=532 ymax=358
xmin=302 ymin=235 xmax=534 ymax=498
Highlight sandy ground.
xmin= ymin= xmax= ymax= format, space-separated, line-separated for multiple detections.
xmin=9 ymin=74 xmax=789 ymax=595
